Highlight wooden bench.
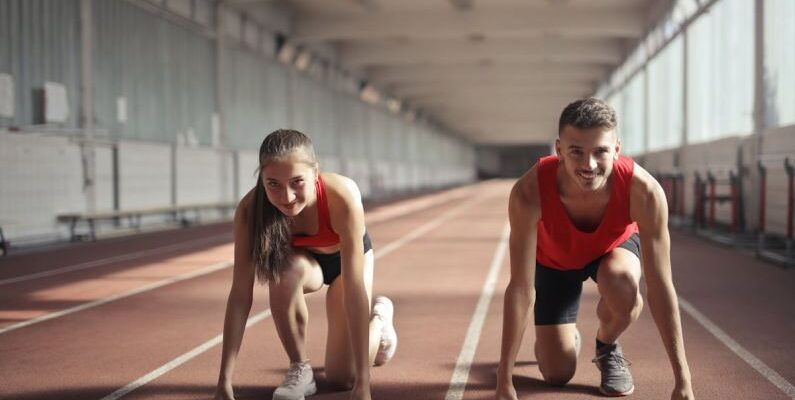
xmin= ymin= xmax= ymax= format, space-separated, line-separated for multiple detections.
xmin=57 ymin=202 xmax=237 ymax=241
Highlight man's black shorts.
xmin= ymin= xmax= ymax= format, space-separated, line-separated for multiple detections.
xmin=307 ymin=232 xmax=373 ymax=285
xmin=534 ymin=233 xmax=641 ymax=326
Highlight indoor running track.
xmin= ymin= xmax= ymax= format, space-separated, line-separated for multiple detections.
xmin=1 ymin=180 xmax=793 ymax=400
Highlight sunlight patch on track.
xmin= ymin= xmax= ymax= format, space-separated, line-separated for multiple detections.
xmin=0 ymin=261 xmax=232 ymax=335
xmin=0 ymin=234 xmax=230 ymax=286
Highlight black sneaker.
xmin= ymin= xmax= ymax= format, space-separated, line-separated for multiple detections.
xmin=592 ymin=342 xmax=634 ymax=396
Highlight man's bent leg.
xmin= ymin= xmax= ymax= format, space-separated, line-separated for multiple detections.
xmin=535 ymin=324 xmax=580 ymax=385
xmin=533 ymin=263 xmax=586 ymax=386
xmin=595 ymin=247 xmax=643 ymax=344
xmin=592 ymin=246 xmax=641 ymax=396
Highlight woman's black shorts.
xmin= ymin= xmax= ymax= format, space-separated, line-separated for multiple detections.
xmin=534 ymin=233 xmax=641 ymax=326
xmin=307 ymin=232 xmax=373 ymax=285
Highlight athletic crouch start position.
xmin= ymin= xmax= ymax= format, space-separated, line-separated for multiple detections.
xmin=214 ymin=129 xmax=397 ymax=400
xmin=496 ymin=98 xmax=694 ymax=399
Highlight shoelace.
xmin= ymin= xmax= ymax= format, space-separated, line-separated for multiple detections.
xmin=282 ymin=364 xmax=306 ymax=387
xmin=591 ymin=352 xmax=633 ymax=370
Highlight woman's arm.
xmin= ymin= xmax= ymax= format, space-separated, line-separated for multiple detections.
xmin=215 ymin=198 xmax=257 ymax=399
xmin=327 ymin=175 xmax=370 ymax=397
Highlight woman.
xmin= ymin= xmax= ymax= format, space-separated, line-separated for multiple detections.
xmin=214 ymin=129 xmax=397 ymax=400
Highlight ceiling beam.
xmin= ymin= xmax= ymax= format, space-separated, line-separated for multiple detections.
xmin=340 ymin=38 xmax=624 ymax=67
xmin=412 ymin=91 xmax=588 ymax=109
xmin=397 ymin=84 xmax=593 ymax=101
xmin=369 ymin=64 xmax=609 ymax=84
xmin=293 ymin=8 xmax=645 ymax=42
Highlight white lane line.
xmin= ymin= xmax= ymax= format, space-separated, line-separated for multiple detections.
xmin=366 ymin=185 xmax=478 ymax=224
xmin=678 ymin=297 xmax=795 ymax=399
xmin=0 ymin=261 xmax=232 ymax=335
xmin=0 ymin=233 xmax=230 ymax=286
xmin=104 ymin=191 xmax=492 ymax=399
xmin=99 ymin=310 xmax=273 ymax=400
xmin=445 ymin=222 xmax=510 ymax=400
xmin=376 ymin=194 xmax=486 ymax=258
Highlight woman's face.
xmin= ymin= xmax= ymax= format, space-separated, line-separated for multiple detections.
xmin=261 ymin=150 xmax=317 ymax=217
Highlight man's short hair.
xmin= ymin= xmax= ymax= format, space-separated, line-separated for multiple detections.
xmin=558 ymin=97 xmax=617 ymax=135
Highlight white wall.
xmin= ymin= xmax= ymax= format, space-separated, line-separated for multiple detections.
xmin=118 ymin=141 xmax=172 ymax=209
xmin=175 ymin=146 xmax=235 ymax=205
xmin=0 ymin=133 xmax=84 ymax=240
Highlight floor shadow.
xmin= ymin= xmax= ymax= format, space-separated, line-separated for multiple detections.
xmin=513 ymin=375 xmax=598 ymax=396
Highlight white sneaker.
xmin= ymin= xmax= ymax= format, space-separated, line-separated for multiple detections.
xmin=372 ymin=296 xmax=397 ymax=366
xmin=272 ymin=361 xmax=317 ymax=400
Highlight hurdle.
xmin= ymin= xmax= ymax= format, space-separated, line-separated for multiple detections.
xmin=756 ymin=156 xmax=794 ymax=267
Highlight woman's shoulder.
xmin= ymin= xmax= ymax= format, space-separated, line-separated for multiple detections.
xmin=320 ymin=172 xmax=363 ymax=210
xmin=235 ymin=187 xmax=257 ymax=223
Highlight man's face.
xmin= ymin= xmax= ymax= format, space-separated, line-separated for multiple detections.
xmin=555 ymin=125 xmax=620 ymax=192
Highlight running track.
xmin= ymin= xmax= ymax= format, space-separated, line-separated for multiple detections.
xmin=1 ymin=180 xmax=793 ymax=400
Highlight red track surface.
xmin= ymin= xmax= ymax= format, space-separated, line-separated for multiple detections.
xmin=1 ymin=180 xmax=793 ymax=400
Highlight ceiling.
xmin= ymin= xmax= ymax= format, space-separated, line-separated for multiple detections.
xmin=224 ymin=0 xmax=672 ymax=145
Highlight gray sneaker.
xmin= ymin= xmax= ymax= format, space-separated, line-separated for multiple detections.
xmin=592 ymin=343 xmax=634 ymax=396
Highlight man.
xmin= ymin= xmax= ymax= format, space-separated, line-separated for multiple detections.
xmin=496 ymin=98 xmax=694 ymax=399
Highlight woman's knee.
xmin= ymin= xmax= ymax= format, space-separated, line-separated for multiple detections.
xmin=270 ymin=254 xmax=313 ymax=292
xmin=325 ymin=367 xmax=355 ymax=390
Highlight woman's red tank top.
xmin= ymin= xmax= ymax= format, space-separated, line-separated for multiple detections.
xmin=291 ymin=175 xmax=340 ymax=248
xmin=536 ymin=155 xmax=638 ymax=270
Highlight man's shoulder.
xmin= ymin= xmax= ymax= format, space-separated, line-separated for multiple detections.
xmin=629 ymin=163 xmax=666 ymax=214
xmin=511 ymin=163 xmax=541 ymax=211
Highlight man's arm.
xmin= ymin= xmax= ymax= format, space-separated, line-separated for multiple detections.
xmin=630 ymin=166 xmax=693 ymax=399
xmin=496 ymin=168 xmax=541 ymax=400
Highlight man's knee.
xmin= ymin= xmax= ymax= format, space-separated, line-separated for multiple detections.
xmin=539 ymin=363 xmax=576 ymax=386
xmin=536 ymin=345 xmax=578 ymax=386
xmin=601 ymin=265 xmax=640 ymax=301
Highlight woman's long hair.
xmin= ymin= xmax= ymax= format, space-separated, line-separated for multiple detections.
xmin=251 ymin=129 xmax=317 ymax=283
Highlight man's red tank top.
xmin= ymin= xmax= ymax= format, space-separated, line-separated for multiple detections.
xmin=291 ymin=175 xmax=340 ymax=248
xmin=536 ymin=155 xmax=638 ymax=270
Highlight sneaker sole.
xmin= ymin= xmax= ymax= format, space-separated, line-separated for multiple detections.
xmin=373 ymin=296 xmax=396 ymax=366
xmin=598 ymin=385 xmax=634 ymax=397
xmin=374 ymin=325 xmax=397 ymax=366
xmin=272 ymin=380 xmax=317 ymax=400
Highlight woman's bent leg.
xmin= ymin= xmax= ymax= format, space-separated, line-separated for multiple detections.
xmin=269 ymin=251 xmax=324 ymax=363
xmin=324 ymin=250 xmax=383 ymax=389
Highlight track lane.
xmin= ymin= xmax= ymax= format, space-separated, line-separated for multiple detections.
xmin=457 ymin=230 xmax=794 ymax=399
xmin=114 ymin=181 xmax=512 ymax=400
xmin=2 ymin=181 xmax=794 ymax=400
xmin=0 ymin=182 xmax=508 ymax=400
